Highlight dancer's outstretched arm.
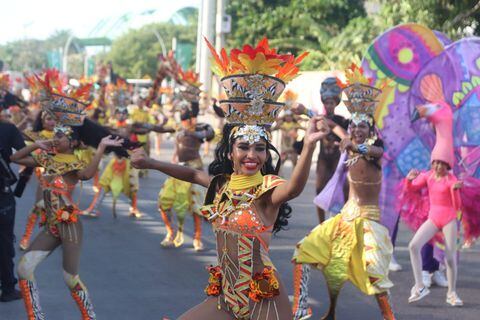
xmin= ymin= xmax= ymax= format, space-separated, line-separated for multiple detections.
xmin=131 ymin=148 xmax=211 ymax=187
xmin=271 ymin=116 xmax=328 ymax=206
xmin=10 ymin=140 xmax=50 ymax=167
xmin=77 ymin=136 xmax=124 ymax=180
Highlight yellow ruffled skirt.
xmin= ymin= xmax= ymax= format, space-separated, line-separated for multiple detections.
xmin=158 ymin=159 xmax=205 ymax=217
xmin=99 ymin=157 xmax=138 ymax=199
xmin=293 ymin=200 xmax=393 ymax=295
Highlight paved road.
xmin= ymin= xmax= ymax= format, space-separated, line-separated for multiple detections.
xmin=1 ymin=140 xmax=479 ymax=319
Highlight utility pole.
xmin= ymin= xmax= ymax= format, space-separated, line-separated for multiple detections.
xmin=199 ymin=0 xmax=215 ymax=109
xmin=215 ymin=0 xmax=229 ymax=99
xmin=195 ymin=0 xmax=204 ymax=73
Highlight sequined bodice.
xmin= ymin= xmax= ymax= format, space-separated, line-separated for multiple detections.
xmin=200 ymin=175 xmax=285 ymax=318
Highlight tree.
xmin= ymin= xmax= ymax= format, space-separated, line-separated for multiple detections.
xmin=107 ymin=22 xmax=197 ymax=78
xmin=225 ymin=0 xmax=480 ymax=71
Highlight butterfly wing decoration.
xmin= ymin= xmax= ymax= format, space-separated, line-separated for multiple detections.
xmin=408 ymin=37 xmax=480 ymax=244
xmin=361 ymin=23 xmax=445 ymax=235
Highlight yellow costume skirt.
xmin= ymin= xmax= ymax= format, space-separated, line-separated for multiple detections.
xmin=158 ymin=159 xmax=205 ymax=218
xmin=99 ymin=157 xmax=138 ymax=199
xmin=293 ymin=200 xmax=393 ymax=295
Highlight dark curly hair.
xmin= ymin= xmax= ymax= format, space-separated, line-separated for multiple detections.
xmin=205 ymin=124 xmax=292 ymax=234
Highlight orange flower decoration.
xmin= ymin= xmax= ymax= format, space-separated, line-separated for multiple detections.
xmin=55 ymin=205 xmax=78 ymax=224
xmin=204 ymin=265 xmax=222 ymax=296
xmin=248 ymin=267 xmax=280 ymax=302
xmin=205 ymin=37 xmax=308 ymax=83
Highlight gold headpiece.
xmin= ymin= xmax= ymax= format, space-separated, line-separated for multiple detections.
xmin=26 ymin=69 xmax=91 ymax=126
xmin=53 ymin=123 xmax=74 ymax=137
xmin=340 ymin=63 xmax=381 ymax=125
xmin=205 ymin=37 xmax=308 ymax=126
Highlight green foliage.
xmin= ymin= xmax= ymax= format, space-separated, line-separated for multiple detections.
xmin=226 ymin=0 xmax=480 ymax=71
xmin=106 ymin=22 xmax=197 ymax=78
xmin=0 ymin=29 xmax=86 ymax=74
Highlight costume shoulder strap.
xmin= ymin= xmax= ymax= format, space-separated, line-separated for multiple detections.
xmin=258 ymin=174 xmax=286 ymax=197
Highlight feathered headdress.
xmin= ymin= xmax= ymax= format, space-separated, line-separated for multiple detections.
xmin=176 ymin=68 xmax=201 ymax=103
xmin=26 ymin=69 xmax=91 ymax=127
xmin=205 ymin=37 xmax=308 ymax=144
xmin=340 ymin=63 xmax=382 ymax=125
xmin=205 ymin=37 xmax=308 ymax=126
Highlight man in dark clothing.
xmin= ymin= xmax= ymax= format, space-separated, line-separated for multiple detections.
xmin=292 ymin=77 xmax=349 ymax=223
xmin=0 ymin=119 xmax=26 ymax=302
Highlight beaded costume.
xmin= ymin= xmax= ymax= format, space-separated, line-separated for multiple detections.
xmin=18 ymin=128 xmax=54 ymax=250
xmin=292 ymin=64 xmax=395 ymax=320
xmin=16 ymin=70 xmax=101 ymax=320
xmin=201 ymin=173 xmax=286 ymax=318
xmin=200 ymin=37 xmax=308 ymax=319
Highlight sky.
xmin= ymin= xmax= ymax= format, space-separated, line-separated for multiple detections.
xmin=0 ymin=0 xmax=200 ymax=44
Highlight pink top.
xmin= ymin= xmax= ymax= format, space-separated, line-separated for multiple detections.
xmin=407 ymin=170 xmax=461 ymax=211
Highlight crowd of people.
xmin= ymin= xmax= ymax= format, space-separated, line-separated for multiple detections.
xmin=0 ymin=25 xmax=479 ymax=320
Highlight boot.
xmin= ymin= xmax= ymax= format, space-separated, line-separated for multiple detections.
xmin=292 ymin=264 xmax=312 ymax=320
xmin=70 ymin=283 xmax=96 ymax=319
xmin=376 ymin=292 xmax=396 ymax=320
xmin=19 ymin=279 xmax=45 ymax=320
xmin=20 ymin=210 xmax=39 ymax=250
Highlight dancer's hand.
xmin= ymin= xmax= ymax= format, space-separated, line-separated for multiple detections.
xmin=407 ymin=169 xmax=420 ymax=181
xmin=131 ymin=148 xmax=151 ymax=169
xmin=99 ymin=135 xmax=124 ymax=149
xmin=453 ymin=181 xmax=463 ymax=189
xmin=304 ymin=116 xmax=329 ymax=147
xmin=35 ymin=139 xmax=54 ymax=151
xmin=339 ymin=137 xmax=354 ymax=152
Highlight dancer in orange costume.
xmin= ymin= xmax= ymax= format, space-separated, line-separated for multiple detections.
xmin=132 ymin=38 xmax=322 ymax=320
xmin=11 ymin=71 xmax=125 ymax=320
xmin=19 ymin=111 xmax=56 ymax=250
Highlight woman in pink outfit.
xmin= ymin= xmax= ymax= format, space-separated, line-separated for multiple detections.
xmin=405 ymin=102 xmax=463 ymax=306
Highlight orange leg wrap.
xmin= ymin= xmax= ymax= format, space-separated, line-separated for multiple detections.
xmin=159 ymin=209 xmax=174 ymax=236
xmin=70 ymin=288 xmax=96 ymax=319
xmin=376 ymin=292 xmax=396 ymax=320
xmin=292 ymin=263 xmax=312 ymax=320
xmin=19 ymin=279 xmax=44 ymax=320
xmin=20 ymin=208 xmax=40 ymax=250
xmin=131 ymin=193 xmax=138 ymax=209
xmin=193 ymin=214 xmax=202 ymax=241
